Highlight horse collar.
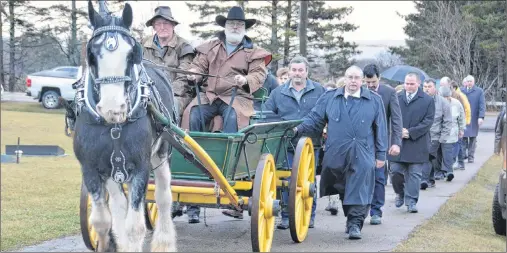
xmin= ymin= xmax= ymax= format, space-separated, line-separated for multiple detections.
xmin=110 ymin=124 xmax=130 ymax=184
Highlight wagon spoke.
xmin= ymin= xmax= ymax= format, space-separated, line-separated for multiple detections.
xmin=265 ymin=216 xmax=274 ymax=240
xmin=258 ymin=213 xmax=265 ymax=240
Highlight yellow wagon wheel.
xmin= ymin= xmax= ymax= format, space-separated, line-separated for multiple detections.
xmin=251 ymin=153 xmax=279 ymax=252
xmin=289 ymin=137 xmax=316 ymax=243
xmin=79 ymin=181 xmax=98 ymax=251
xmin=144 ymin=202 xmax=158 ymax=230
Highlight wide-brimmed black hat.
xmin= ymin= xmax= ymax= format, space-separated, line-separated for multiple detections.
xmin=215 ymin=6 xmax=256 ymax=29
xmin=146 ymin=6 xmax=179 ymax=27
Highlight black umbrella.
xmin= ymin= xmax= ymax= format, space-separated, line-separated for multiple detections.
xmin=381 ymin=65 xmax=430 ymax=83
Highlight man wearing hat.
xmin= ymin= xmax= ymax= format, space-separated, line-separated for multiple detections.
xmin=182 ymin=6 xmax=272 ymax=223
xmin=143 ymin=6 xmax=195 ymax=118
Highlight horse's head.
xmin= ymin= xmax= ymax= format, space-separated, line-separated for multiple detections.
xmin=87 ymin=0 xmax=142 ymax=124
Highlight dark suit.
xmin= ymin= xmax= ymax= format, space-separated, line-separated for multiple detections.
xmin=370 ymin=84 xmax=403 ymax=217
xmin=390 ymin=88 xmax=435 ymax=207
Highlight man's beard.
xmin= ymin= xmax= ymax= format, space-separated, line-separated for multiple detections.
xmin=225 ymin=30 xmax=245 ymax=44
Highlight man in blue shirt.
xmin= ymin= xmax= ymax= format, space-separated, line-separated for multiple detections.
xmin=263 ymin=55 xmax=325 ymax=229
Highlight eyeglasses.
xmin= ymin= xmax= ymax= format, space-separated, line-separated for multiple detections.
xmin=346 ymin=75 xmax=362 ymax=81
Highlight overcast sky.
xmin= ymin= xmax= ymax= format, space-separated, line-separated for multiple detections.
xmin=26 ymin=1 xmax=416 ymax=43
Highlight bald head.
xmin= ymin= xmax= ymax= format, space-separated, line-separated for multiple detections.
xmin=440 ymin=76 xmax=451 ymax=87
xmin=345 ymin=65 xmax=363 ymax=77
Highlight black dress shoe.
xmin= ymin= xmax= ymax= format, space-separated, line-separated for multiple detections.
xmin=420 ymin=181 xmax=428 ymax=190
xmin=446 ymin=173 xmax=454 ymax=182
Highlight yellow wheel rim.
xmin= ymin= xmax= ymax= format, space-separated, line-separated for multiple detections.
xmin=251 ymin=154 xmax=277 ymax=252
xmin=87 ymin=195 xmax=98 ymax=250
xmin=147 ymin=202 xmax=158 ymax=228
xmin=289 ymin=137 xmax=315 ymax=243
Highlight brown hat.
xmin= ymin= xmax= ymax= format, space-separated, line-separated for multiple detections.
xmin=146 ymin=6 xmax=179 ymax=27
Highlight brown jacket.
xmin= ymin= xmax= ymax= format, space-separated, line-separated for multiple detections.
xmin=142 ymin=34 xmax=195 ymax=115
xmin=181 ymin=32 xmax=272 ymax=130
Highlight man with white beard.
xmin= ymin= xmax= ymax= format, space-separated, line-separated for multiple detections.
xmin=182 ymin=6 xmax=272 ymax=224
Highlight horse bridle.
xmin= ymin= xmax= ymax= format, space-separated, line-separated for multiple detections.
xmin=80 ymin=24 xmax=150 ymax=123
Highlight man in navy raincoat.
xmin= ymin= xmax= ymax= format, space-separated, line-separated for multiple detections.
xmin=294 ymin=66 xmax=388 ymax=240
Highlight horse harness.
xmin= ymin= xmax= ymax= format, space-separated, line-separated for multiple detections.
xmin=65 ymin=23 xmax=175 ymax=184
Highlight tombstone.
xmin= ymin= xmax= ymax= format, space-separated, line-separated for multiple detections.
xmin=5 ymin=145 xmax=65 ymax=156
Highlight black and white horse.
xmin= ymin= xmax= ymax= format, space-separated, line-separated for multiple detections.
xmin=73 ymin=1 xmax=177 ymax=251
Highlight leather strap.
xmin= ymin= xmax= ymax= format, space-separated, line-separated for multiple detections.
xmin=110 ymin=126 xmax=130 ymax=183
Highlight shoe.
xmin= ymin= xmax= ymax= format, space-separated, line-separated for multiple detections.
xmin=407 ymin=204 xmax=418 ymax=213
xmin=452 ymin=162 xmax=459 ymax=170
xmin=428 ymin=181 xmax=436 ymax=188
xmin=327 ymin=206 xmax=338 ymax=216
xmin=188 ymin=214 xmax=200 ymax=224
xmin=434 ymin=173 xmax=444 ymax=180
xmin=222 ymin=209 xmax=243 ymax=219
xmin=468 ymin=158 xmax=474 ymax=163
xmin=309 ymin=218 xmax=315 ymax=228
xmin=420 ymin=181 xmax=428 ymax=190
xmin=458 ymin=164 xmax=465 ymax=170
xmin=326 ymin=196 xmax=340 ymax=215
xmin=395 ymin=195 xmax=404 ymax=208
xmin=277 ymin=218 xmax=289 ymax=229
xmin=348 ymin=225 xmax=362 ymax=240
xmin=370 ymin=215 xmax=382 ymax=225
xmin=446 ymin=173 xmax=454 ymax=182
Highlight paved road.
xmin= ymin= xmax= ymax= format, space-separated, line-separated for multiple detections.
xmin=1 ymin=92 xmax=37 ymax=103
xmin=18 ymin=119 xmax=497 ymax=252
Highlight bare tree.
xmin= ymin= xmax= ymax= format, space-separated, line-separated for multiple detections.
xmin=299 ymin=0 xmax=308 ymax=57
xmin=374 ymin=51 xmax=403 ymax=71
xmin=418 ymin=1 xmax=476 ymax=83
xmin=283 ymin=0 xmax=292 ymax=66
xmin=0 ymin=2 xmax=6 ymax=89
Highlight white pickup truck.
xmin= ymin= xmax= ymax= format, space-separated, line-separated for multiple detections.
xmin=26 ymin=66 xmax=82 ymax=109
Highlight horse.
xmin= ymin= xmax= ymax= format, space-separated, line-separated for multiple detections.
xmin=73 ymin=1 xmax=177 ymax=251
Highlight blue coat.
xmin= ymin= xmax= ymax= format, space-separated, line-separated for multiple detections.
xmin=296 ymin=86 xmax=387 ymax=205
xmin=388 ymin=88 xmax=435 ymax=163
xmin=263 ymin=79 xmax=325 ymax=148
xmin=461 ymin=86 xmax=486 ymax=137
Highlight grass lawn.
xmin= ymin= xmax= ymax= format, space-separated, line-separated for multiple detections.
xmin=1 ymin=102 xmax=81 ymax=251
xmin=394 ymin=155 xmax=506 ymax=252
xmin=1 ymin=101 xmax=66 ymax=115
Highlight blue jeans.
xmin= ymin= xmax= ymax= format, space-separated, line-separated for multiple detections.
xmin=281 ymin=150 xmax=318 ymax=220
xmin=370 ymin=165 xmax=386 ymax=217
xmin=189 ymin=99 xmax=238 ymax=133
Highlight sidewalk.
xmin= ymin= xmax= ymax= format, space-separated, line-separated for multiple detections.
xmin=17 ymin=123 xmax=496 ymax=252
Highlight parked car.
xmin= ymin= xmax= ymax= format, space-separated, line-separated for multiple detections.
xmin=26 ymin=66 xmax=82 ymax=109
xmin=493 ymin=106 xmax=506 ymax=236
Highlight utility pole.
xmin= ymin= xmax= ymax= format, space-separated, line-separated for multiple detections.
xmin=299 ymin=0 xmax=308 ymax=57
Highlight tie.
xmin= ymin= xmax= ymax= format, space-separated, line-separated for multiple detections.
xmin=407 ymin=93 xmax=413 ymax=102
